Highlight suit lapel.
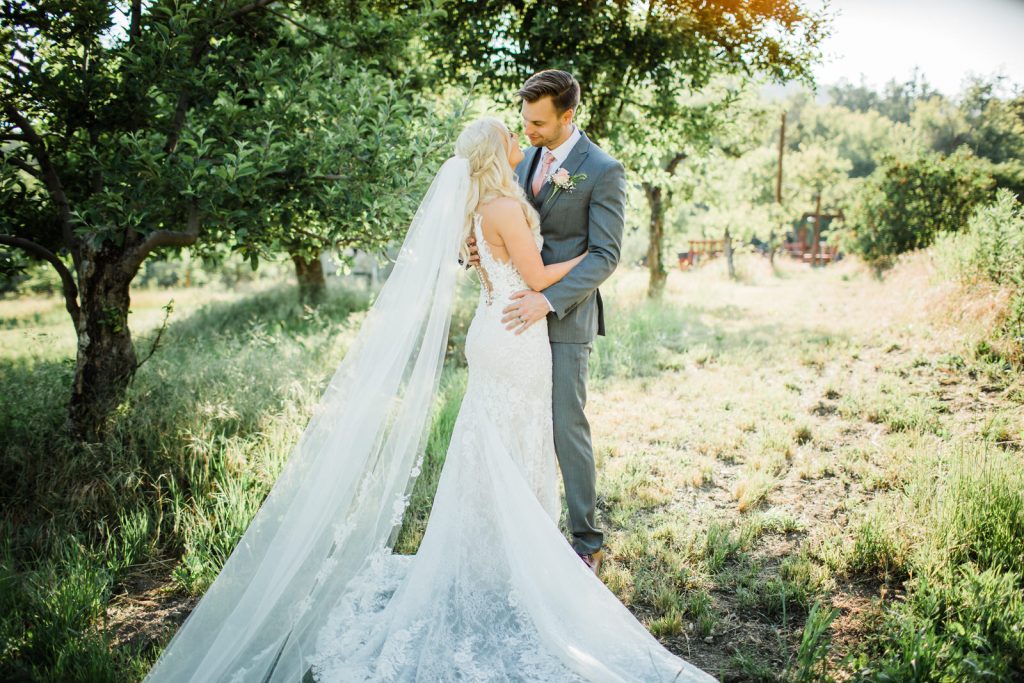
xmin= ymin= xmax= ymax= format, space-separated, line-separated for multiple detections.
xmin=522 ymin=147 xmax=541 ymax=199
xmin=539 ymin=131 xmax=591 ymax=222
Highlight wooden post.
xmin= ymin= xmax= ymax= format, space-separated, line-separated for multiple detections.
xmin=770 ymin=112 xmax=786 ymax=268
xmin=812 ymin=192 xmax=822 ymax=268
xmin=776 ymin=112 xmax=785 ymax=205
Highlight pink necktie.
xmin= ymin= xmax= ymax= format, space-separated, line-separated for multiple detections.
xmin=532 ymin=151 xmax=557 ymax=196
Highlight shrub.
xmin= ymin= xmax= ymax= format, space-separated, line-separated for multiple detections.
xmin=934 ymin=189 xmax=1024 ymax=359
xmin=844 ymin=148 xmax=994 ymax=270
xmin=957 ymin=189 xmax=1024 ymax=286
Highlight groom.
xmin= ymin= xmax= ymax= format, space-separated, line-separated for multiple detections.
xmin=468 ymin=70 xmax=627 ymax=575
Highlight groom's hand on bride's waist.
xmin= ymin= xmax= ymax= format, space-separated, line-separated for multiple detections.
xmin=502 ymin=290 xmax=554 ymax=335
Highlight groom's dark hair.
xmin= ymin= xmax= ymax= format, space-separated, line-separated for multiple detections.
xmin=517 ymin=70 xmax=580 ymax=115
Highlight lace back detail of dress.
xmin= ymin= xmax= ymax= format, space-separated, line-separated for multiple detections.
xmin=472 ymin=212 xmax=542 ymax=306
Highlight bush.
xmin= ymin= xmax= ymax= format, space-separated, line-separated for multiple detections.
xmin=934 ymin=189 xmax=1024 ymax=360
xmin=843 ymin=148 xmax=994 ymax=269
xmin=958 ymin=189 xmax=1024 ymax=287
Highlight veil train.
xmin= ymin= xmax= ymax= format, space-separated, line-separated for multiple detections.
xmin=145 ymin=156 xmax=471 ymax=683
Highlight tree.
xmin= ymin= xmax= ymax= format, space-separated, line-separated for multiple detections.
xmin=656 ymin=88 xmax=780 ymax=279
xmin=615 ymin=85 xmax=751 ymax=294
xmin=0 ymin=1 xmax=453 ymax=440
xmin=844 ymin=149 xmax=994 ymax=271
xmin=829 ymin=69 xmax=940 ymax=124
xmin=785 ymin=94 xmax=905 ymax=179
xmin=240 ymin=7 xmax=458 ymax=305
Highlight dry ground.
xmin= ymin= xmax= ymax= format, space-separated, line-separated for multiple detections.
xmin=584 ymin=252 xmax=1021 ymax=679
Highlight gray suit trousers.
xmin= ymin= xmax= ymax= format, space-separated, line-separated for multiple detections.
xmin=551 ymin=341 xmax=603 ymax=555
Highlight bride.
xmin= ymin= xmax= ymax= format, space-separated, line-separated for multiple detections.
xmin=144 ymin=117 xmax=717 ymax=682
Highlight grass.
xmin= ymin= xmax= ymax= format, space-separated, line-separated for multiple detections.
xmin=1 ymin=247 xmax=1022 ymax=681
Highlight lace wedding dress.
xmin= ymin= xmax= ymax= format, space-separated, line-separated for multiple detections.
xmin=306 ymin=214 xmax=716 ymax=682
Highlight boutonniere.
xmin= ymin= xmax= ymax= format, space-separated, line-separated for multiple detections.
xmin=543 ymin=167 xmax=587 ymax=204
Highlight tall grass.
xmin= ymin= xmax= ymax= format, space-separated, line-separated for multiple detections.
xmin=3 ymin=253 xmax=1022 ymax=681
xmin=846 ymin=442 xmax=1024 ymax=679
xmin=1 ymin=281 xmax=372 ymax=679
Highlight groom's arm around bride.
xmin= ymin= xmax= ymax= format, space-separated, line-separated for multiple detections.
xmin=539 ymin=155 xmax=626 ymax=335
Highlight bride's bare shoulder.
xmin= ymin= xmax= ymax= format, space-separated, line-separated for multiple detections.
xmin=477 ymin=197 xmax=527 ymax=227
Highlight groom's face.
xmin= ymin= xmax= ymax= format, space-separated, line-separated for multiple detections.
xmin=521 ymin=96 xmax=573 ymax=150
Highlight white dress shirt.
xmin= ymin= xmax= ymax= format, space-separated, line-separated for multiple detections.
xmin=531 ymin=124 xmax=582 ymax=190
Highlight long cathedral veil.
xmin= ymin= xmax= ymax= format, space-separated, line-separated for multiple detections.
xmin=144 ymin=156 xmax=472 ymax=683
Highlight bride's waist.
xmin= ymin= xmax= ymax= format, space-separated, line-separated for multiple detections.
xmin=475 ymin=290 xmax=537 ymax=309
xmin=470 ymin=301 xmax=548 ymax=330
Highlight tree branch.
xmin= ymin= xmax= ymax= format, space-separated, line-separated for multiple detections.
xmin=666 ymin=151 xmax=688 ymax=175
xmin=123 ymin=199 xmax=201 ymax=277
xmin=133 ymin=300 xmax=174 ymax=375
xmin=3 ymin=105 xmax=76 ymax=248
xmin=262 ymin=5 xmax=331 ymax=42
xmin=129 ymin=0 xmax=142 ymax=43
xmin=290 ymin=226 xmax=331 ymax=247
xmin=5 ymin=154 xmax=43 ymax=179
xmin=0 ymin=235 xmax=80 ymax=325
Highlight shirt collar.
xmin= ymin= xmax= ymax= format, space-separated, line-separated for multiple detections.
xmin=544 ymin=124 xmax=581 ymax=167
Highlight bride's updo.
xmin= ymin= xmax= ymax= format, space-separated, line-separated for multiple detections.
xmin=454 ymin=117 xmax=541 ymax=264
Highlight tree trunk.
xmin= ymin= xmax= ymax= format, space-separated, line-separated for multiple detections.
xmin=292 ymin=251 xmax=325 ymax=305
xmin=643 ymin=183 xmax=667 ymax=298
xmin=724 ymin=226 xmax=736 ymax=280
xmin=67 ymin=244 xmax=138 ymax=441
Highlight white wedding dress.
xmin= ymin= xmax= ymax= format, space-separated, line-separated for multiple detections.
xmin=307 ymin=214 xmax=716 ymax=683
xmin=142 ymin=159 xmax=715 ymax=683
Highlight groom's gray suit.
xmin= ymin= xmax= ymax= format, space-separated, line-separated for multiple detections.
xmin=516 ymin=129 xmax=626 ymax=555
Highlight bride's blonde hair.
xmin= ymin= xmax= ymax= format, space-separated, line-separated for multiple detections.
xmin=454 ymin=117 xmax=540 ymax=264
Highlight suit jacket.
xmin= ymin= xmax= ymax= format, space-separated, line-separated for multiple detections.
xmin=516 ymin=130 xmax=627 ymax=344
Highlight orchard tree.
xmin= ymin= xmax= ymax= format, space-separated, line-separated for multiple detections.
xmin=787 ymin=142 xmax=853 ymax=215
xmin=615 ymin=83 xmax=766 ymax=293
xmin=229 ymin=7 xmax=458 ymax=305
xmin=0 ymin=1 xmax=452 ymax=441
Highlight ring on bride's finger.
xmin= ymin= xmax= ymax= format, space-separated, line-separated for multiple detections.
xmin=518 ymin=316 xmax=525 ymax=324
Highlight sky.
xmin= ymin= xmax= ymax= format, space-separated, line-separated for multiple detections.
xmin=807 ymin=0 xmax=1024 ymax=96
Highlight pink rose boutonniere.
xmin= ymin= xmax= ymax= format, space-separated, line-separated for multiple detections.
xmin=543 ymin=167 xmax=587 ymax=205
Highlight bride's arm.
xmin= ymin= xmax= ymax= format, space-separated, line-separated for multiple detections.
xmin=482 ymin=199 xmax=584 ymax=291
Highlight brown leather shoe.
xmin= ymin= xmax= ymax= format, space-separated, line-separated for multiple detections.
xmin=578 ymin=548 xmax=604 ymax=575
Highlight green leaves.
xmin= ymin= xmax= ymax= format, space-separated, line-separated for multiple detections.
xmin=2 ymin=0 xmax=459 ymax=270
xmin=429 ymin=0 xmax=829 ymax=144
xmin=846 ymin=149 xmax=995 ymax=268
